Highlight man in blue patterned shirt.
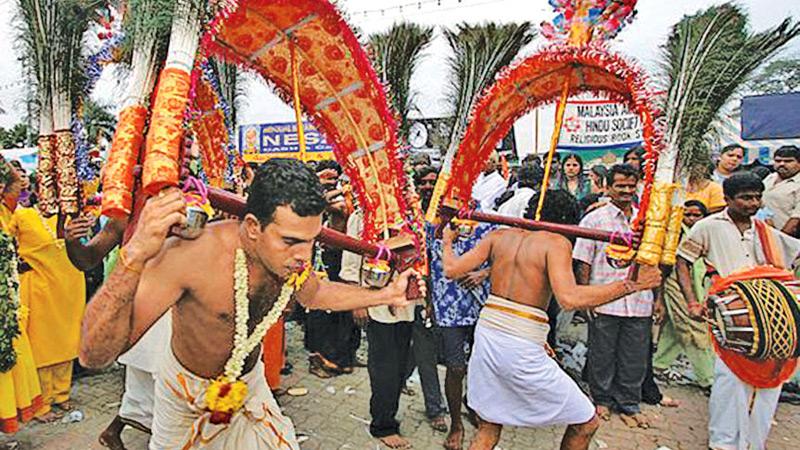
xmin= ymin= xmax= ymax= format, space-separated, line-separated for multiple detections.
xmin=426 ymin=219 xmax=493 ymax=450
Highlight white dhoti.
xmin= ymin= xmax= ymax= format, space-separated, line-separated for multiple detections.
xmin=117 ymin=312 xmax=172 ymax=430
xmin=467 ymin=295 xmax=595 ymax=427
xmin=708 ymin=356 xmax=781 ymax=450
xmin=149 ymin=346 xmax=298 ymax=450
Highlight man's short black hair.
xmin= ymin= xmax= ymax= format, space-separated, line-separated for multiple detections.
xmin=683 ymin=199 xmax=709 ymax=216
xmin=774 ymin=145 xmax=800 ymax=161
xmin=524 ymin=189 xmax=580 ymax=225
xmin=315 ymin=159 xmax=342 ymax=176
xmin=606 ymin=164 xmax=639 ymax=186
xmin=517 ymin=159 xmax=544 ymax=189
xmin=749 ymin=165 xmax=771 ymax=180
xmin=723 ymin=172 xmax=764 ymax=198
xmin=246 ymin=158 xmax=327 ymax=226
xmin=413 ymin=165 xmax=438 ymax=184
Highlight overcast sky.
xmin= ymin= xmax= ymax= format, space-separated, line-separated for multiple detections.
xmin=0 ymin=0 xmax=798 ymax=129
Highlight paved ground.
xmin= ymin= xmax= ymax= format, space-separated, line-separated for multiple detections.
xmin=4 ymin=322 xmax=800 ymax=450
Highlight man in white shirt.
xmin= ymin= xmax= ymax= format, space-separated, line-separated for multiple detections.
xmin=763 ymin=145 xmax=800 ymax=237
xmin=472 ymin=152 xmax=507 ymax=212
xmin=676 ymin=172 xmax=800 ymax=450
xmin=496 ymin=160 xmax=544 ymax=218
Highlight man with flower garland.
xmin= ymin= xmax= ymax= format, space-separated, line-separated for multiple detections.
xmin=80 ymin=158 xmax=422 ymax=449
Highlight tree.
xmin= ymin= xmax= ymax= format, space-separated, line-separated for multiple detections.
xmin=660 ymin=3 xmax=800 ymax=171
xmin=0 ymin=124 xmax=31 ymax=149
xmin=424 ymin=22 xmax=534 ymax=218
xmin=442 ymin=22 xmax=535 ymax=155
xmin=750 ymin=58 xmax=800 ymax=94
xmin=81 ymin=100 xmax=116 ymax=144
xmin=369 ymin=22 xmax=434 ymax=139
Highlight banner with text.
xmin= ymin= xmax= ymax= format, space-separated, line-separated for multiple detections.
xmin=557 ymin=99 xmax=643 ymax=153
xmin=238 ymin=122 xmax=334 ymax=163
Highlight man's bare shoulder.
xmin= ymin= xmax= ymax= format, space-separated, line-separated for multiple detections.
xmin=527 ymin=230 xmax=572 ymax=251
xmin=143 ymin=220 xmax=239 ymax=274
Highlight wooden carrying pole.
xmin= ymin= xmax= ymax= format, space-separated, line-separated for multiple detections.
xmin=206 ymin=187 xmax=392 ymax=261
xmin=458 ymin=209 xmax=640 ymax=248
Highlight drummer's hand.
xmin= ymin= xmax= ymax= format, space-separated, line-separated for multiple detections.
xmin=687 ymin=301 xmax=706 ymax=321
xmin=124 ymin=188 xmax=187 ymax=269
xmin=385 ymin=269 xmax=426 ymax=307
xmin=633 ymin=264 xmax=662 ymax=291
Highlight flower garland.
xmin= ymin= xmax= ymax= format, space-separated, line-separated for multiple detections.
xmin=0 ymin=231 xmax=20 ymax=373
xmin=204 ymin=248 xmax=310 ymax=424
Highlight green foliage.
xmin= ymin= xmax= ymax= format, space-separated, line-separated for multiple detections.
xmin=442 ymin=22 xmax=535 ymax=154
xmin=120 ymin=0 xmax=175 ymax=62
xmin=0 ymin=123 xmax=31 ymax=149
xmin=81 ymin=100 xmax=116 ymax=143
xmin=0 ymin=231 xmax=20 ymax=373
xmin=660 ymin=3 xmax=800 ymax=170
xmin=750 ymin=58 xmax=800 ymax=94
xmin=209 ymin=58 xmax=242 ymax=126
xmin=369 ymin=23 xmax=434 ymax=139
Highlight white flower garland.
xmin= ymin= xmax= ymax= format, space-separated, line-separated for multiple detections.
xmin=222 ymin=249 xmax=305 ymax=382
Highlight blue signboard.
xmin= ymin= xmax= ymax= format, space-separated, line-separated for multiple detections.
xmin=238 ymin=122 xmax=334 ymax=162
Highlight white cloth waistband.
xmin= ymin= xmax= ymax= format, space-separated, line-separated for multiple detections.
xmin=479 ymin=294 xmax=550 ymax=344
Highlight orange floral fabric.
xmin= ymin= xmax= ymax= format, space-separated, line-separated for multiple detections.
xmin=102 ymin=105 xmax=148 ymax=218
xmin=143 ymin=67 xmax=192 ymax=195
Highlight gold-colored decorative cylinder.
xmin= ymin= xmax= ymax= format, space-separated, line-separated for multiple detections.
xmin=55 ymin=130 xmax=79 ymax=216
xmin=635 ymin=182 xmax=675 ymax=266
xmin=36 ymin=134 xmax=59 ymax=216
xmin=660 ymin=189 xmax=685 ymax=266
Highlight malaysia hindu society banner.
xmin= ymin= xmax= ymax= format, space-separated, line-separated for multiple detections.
xmin=556 ymin=99 xmax=643 ymax=164
xmin=238 ymin=122 xmax=334 ymax=163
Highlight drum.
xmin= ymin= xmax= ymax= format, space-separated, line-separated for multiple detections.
xmin=708 ymin=278 xmax=800 ymax=360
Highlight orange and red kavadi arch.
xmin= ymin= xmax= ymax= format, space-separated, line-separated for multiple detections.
xmin=444 ymin=43 xmax=663 ymax=232
xmin=202 ymin=0 xmax=412 ymax=242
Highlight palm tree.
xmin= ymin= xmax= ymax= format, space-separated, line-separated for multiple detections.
xmin=660 ymin=3 xmax=800 ymax=172
xmin=368 ymin=22 xmax=434 ymax=139
xmin=442 ymin=22 xmax=535 ymax=155
xmin=210 ymin=58 xmax=243 ymax=126
xmin=424 ymin=22 xmax=534 ymax=219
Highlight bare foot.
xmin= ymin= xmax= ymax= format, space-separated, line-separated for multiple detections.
xmin=99 ymin=425 xmax=126 ymax=450
xmin=620 ymin=412 xmax=650 ymax=429
xmin=430 ymin=415 xmax=448 ymax=433
xmin=659 ymin=396 xmax=680 ymax=408
xmin=34 ymin=410 xmax=63 ymax=423
xmin=380 ymin=434 xmax=412 ymax=449
xmin=55 ymin=401 xmax=73 ymax=411
xmin=444 ymin=426 xmax=464 ymax=450
xmin=595 ymin=405 xmax=611 ymax=421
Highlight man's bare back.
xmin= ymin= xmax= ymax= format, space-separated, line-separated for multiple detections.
xmin=442 ymin=224 xmax=660 ymax=313
xmin=485 ymin=229 xmax=563 ymax=311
